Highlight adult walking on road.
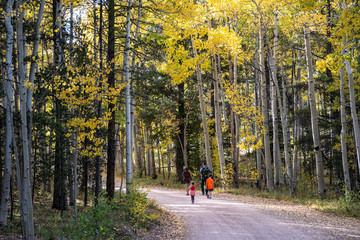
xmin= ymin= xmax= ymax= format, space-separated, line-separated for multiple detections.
xmin=181 ymin=167 xmax=192 ymax=195
xmin=200 ymin=162 xmax=212 ymax=196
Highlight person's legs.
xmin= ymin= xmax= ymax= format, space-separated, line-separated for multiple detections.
xmin=201 ymin=179 xmax=205 ymax=195
xmin=191 ymin=196 xmax=194 ymax=204
xmin=185 ymin=183 xmax=190 ymax=195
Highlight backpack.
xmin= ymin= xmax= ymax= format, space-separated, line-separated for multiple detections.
xmin=202 ymin=167 xmax=210 ymax=179
xmin=183 ymin=171 xmax=191 ymax=182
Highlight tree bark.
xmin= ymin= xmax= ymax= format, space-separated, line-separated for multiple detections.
xmin=124 ymin=0 xmax=134 ymax=193
xmin=344 ymin=59 xmax=360 ymax=181
xmin=0 ymin=0 xmax=15 ymax=226
xmin=131 ymin=0 xmax=142 ymax=178
xmin=229 ymin=52 xmax=239 ymax=188
xmin=106 ymin=0 xmax=116 ymax=199
xmin=292 ymin=65 xmax=301 ymax=189
xmin=191 ymin=36 xmax=212 ymax=170
xmin=94 ymin=0 xmax=103 ymax=206
xmin=339 ymin=67 xmax=351 ymax=195
xmin=212 ymin=55 xmax=226 ymax=187
xmin=17 ymin=3 xmax=35 ymax=237
xmin=254 ymin=42 xmax=262 ymax=188
xmin=304 ymin=27 xmax=325 ymax=197
xmin=280 ymin=62 xmax=292 ymax=191
xmin=259 ymin=19 xmax=273 ymax=191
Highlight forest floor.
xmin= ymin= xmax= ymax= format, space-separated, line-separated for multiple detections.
xmin=0 ymin=193 xmax=184 ymax=240
xmin=146 ymin=185 xmax=360 ymax=240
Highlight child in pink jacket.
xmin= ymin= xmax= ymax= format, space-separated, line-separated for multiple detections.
xmin=190 ymin=181 xmax=196 ymax=204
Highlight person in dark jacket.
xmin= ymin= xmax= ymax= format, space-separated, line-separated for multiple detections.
xmin=181 ymin=167 xmax=192 ymax=195
xmin=199 ymin=162 xmax=212 ymax=196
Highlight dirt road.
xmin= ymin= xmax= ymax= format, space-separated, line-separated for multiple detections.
xmin=147 ymin=188 xmax=360 ymax=240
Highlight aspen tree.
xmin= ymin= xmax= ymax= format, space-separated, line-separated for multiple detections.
xmin=304 ymin=26 xmax=325 ymax=197
xmin=212 ymin=54 xmax=226 ymax=187
xmin=191 ymin=36 xmax=213 ymax=171
xmin=259 ymin=15 xmax=274 ymax=191
xmin=344 ymin=58 xmax=360 ymax=180
xmin=106 ymin=0 xmax=116 ymax=199
xmin=69 ymin=1 xmax=78 ymax=218
xmin=16 ymin=0 xmax=35 ymax=236
xmin=0 ymin=0 xmax=15 ymax=226
xmin=125 ymin=0 xmax=134 ymax=193
xmin=339 ymin=67 xmax=351 ymax=195
xmin=95 ymin=0 xmax=103 ymax=206
xmin=131 ymin=0 xmax=143 ymax=176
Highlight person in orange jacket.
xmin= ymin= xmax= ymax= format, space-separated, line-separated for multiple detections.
xmin=206 ymin=174 xmax=214 ymax=199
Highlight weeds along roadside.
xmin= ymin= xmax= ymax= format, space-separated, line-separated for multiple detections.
xmin=1 ymin=184 xmax=162 ymax=240
xmin=141 ymin=173 xmax=360 ymax=219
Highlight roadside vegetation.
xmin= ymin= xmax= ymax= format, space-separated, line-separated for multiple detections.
xmin=144 ymin=174 xmax=360 ymax=219
xmin=0 ymin=184 xmax=181 ymax=240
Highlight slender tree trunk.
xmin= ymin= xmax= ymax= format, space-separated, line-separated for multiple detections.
xmin=212 ymin=55 xmax=226 ymax=187
xmin=82 ymin=147 xmax=88 ymax=207
xmin=157 ymin=147 xmax=161 ymax=174
xmin=145 ymin=128 xmax=150 ymax=176
xmin=0 ymin=0 xmax=15 ymax=226
xmin=292 ymin=65 xmax=301 ymax=189
xmin=17 ymin=3 xmax=35 ymax=237
xmin=344 ymin=59 xmax=360 ymax=180
xmin=191 ymin=36 xmax=212 ymax=170
xmin=304 ymin=27 xmax=325 ymax=197
xmin=151 ymin=144 xmax=156 ymax=176
xmin=218 ymin=52 xmax=226 ymax=125
xmin=254 ymin=42 xmax=262 ymax=188
xmin=134 ymin=121 xmax=143 ymax=177
xmin=268 ymin=12 xmax=283 ymax=187
xmin=68 ymin=2 xmax=78 ymax=219
xmin=27 ymin=0 xmax=45 ymax=109
xmin=106 ymin=0 xmax=116 ymax=199
xmin=339 ymin=67 xmax=351 ymax=195
xmin=124 ymin=0 xmax=134 ymax=193
xmin=175 ymin=83 xmax=185 ymax=180
xmin=229 ymin=52 xmax=239 ymax=188
xmin=51 ymin=0 xmax=68 ymax=211
xmin=94 ymin=0 xmax=103 ymax=206
xmin=280 ymin=62 xmax=292 ymax=191
xmin=131 ymin=0 xmax=142 ymax=177
xmin=259 ymin=19 xmax=273 ymax=191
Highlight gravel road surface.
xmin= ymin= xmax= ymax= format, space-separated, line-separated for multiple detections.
xmin=147 ymin=188 xmax=360 ymax=240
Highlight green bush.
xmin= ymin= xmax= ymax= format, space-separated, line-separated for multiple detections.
xmin=120 ymin=186 xmax=159 ymax=230
xmin=43 ymin=196 xmax=116 ymax=240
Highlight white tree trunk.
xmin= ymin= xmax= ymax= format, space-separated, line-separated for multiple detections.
xmin=280 ymin=64 xmax=292 ymax=191
xmin=27 ymin=0 xmax=45 ymax=109
xmin=233 ymin=52 xmax=240 ymax=187
xmin=259 ymin=19 xmax=273 ymax=191
xmin=131 ymin=0 xmax=142 ymax=175
xmin=254 ymin=44 xmax=262 ymax=187
xmin=292 ymin=90 xmax=298 ymax=188
xmin=125 ymin=0 xmax=133 ymax=194
xmin=339 ymin=67 xmax=351 ymax=195
xmin=191 ymin=36 xmax=212 ymax=170
xmin=212 ymin=55 xmax=226 ymax=187
xmin=17 ymin=4 xmax=35 ymax=237
xmin=344 ymin=59 xmax=360 ymax=180
xmin=304 ymin=27 xmax=325 ymax=197
xmin=69 ymin=1 xmax=78 ymax=218
xmin=0 ymin=0 xmax=15 ymax=226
